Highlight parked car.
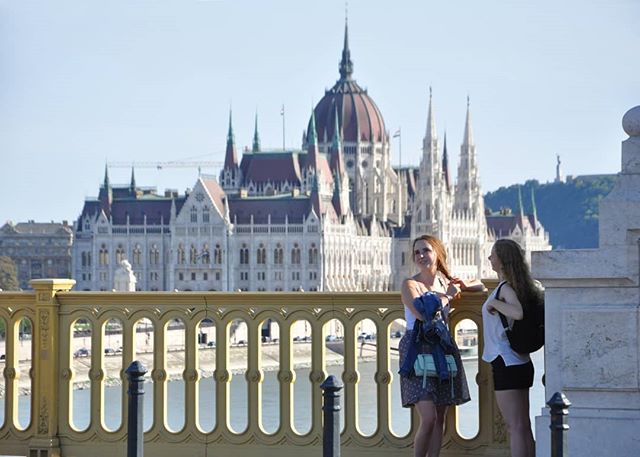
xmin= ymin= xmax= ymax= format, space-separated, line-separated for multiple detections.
xmin=74 ymin=348 xmax=90 ymax=358
xmin=206 ymin=341 xmax=216 ymax=348
xmin=104 ymin=348 xmax=117 ymax=356
xmin=325 ymin=334 xmax=338 ymax=342
xmin=0 ymin=354 xmax=5 ymax=361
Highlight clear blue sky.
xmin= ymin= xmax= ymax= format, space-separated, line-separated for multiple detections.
xmin=1 ymin=0 xmax=638 ymax=224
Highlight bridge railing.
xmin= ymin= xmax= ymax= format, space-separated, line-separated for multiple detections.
xmin=0 ymin=279 xmax=507 ymax=457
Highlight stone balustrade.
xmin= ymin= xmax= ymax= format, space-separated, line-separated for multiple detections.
xmin=0 ymin=279 xmax=508 ymax=457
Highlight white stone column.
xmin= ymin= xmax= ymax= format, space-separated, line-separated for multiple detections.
xmin=531 ymin=105 xmax=640 ymax=457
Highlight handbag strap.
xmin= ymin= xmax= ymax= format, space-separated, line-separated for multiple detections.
xmin=494 ymin=282 xmax=510 ymax=331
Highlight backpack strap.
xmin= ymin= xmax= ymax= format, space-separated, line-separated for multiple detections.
xmin=494 ymin=282 xmax=511 ymax=332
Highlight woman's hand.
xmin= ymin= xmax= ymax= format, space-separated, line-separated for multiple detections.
xmin=486 ymin=302 xmax=498 ymax=315
xmin=446 ymin=282 xmax=462 ymax=299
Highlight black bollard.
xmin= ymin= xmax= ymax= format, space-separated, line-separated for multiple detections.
xmin=547 ymin=391 xmax=571 ymax=457
xmin=126 ymin=361 xmax=148 ymax=457
xmin=321 ymin=375 xmax=343 ymax=457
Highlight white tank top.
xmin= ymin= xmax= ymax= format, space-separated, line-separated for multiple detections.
xmin=481 ymin=281 xmax=530 ymax=366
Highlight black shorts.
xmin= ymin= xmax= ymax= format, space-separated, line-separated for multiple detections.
xmin=491 ymin=356 xmax=534 ymax=391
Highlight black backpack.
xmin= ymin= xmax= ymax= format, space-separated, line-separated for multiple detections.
xmin=495 ymin=282 xmax=544 ymax=354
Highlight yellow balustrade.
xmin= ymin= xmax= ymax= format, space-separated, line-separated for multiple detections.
xmin=0 ymin=279 xmax=508 ymax=457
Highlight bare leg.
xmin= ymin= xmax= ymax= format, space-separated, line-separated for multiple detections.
xmin=426 ymin=405 xmax=448 ymax=457
xmin=413 ymin=400 xmax=437 ymax=457
xmin=495 ymin=389 xmax=535 ymax=457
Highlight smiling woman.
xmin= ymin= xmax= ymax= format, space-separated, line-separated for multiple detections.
xmin=399 ymin=234 xmax=485 ymax=457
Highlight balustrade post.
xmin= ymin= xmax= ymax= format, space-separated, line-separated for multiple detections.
xmin=321 ymin=375 xmax=343 ymax=457
xmin=29 ymin=279 xmax=76 ymax=457
xmin=547 ymin=391 xmax=571 ymax=457
xmin=126 ymin=361 xmax=148 ymax=457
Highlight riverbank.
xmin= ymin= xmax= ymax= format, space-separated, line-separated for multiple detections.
xmin=0 ymin=341 xmax=390 ymax=396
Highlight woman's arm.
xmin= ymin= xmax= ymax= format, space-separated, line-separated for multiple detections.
xmin=401 ymin=279 xmax=425 ymax=320
xmin=452 ymin=277 xmax=486 ymax=292
xmin=486 ymin=283 xmax=524 ymax=320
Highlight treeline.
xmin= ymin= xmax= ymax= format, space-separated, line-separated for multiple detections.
xmin=484 ymin=175 xmax=617 ymax=249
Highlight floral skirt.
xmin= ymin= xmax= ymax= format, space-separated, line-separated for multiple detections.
xmin=398 ymin=331 xmax=471 ymax=407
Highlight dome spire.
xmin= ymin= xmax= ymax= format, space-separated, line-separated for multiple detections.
xmin=442 ymin=131 xmax=451 ymax=191
xmin=252 ymin=111 xmax=261 ymax=152
xmin=339 ymin=15 xmax=353 ymax=80
xmin=130 ymin=167 xmax=136 ymax=193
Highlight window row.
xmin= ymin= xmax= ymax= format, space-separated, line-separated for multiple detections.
xmin=176 ymin=244 xmax=223 ymax=265
xmin=95 ymin=244 xmax=162 ymax=266
xmin=240 ymin=243 xmax=318 ymax=265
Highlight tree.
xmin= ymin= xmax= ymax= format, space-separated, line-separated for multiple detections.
xmin=0 ymin=256 xmax=19 ymax=291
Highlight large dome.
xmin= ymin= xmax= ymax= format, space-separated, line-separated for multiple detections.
xmin=310 ymin=23 xmax=387 ymax=145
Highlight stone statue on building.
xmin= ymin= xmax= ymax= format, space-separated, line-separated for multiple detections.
xmin=114 ymin=259 xmax=136 ymax=292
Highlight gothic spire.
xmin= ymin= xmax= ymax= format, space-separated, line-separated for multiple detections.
xmin=224 ymin=109 xmax=238 ymax=169
xmin=130 ymin=167 xmax=136 ymax=192
xmin=103 ymin=163 xmax=110 ymax=189
xmin=331 ymin=105 xmax=346 ymax=177
xmin=306 ymin=108 xmax=321 ymax=170
xmin=442 ymin=132 xmax=451 ymax=191
xmin=425 ymin=86 xmax=437 ymax=144
xmin=530 ymin=187 xmax=538 ymax=228
xmin=252 ymin=111 xmax=260 ymax=152
xmin=339 ymin=17 xmax=353 ymax=80
xmin=462 ymin=95 xmax=474 ymax=146
xmin=518 ymin=186 xmax=525 ymax=219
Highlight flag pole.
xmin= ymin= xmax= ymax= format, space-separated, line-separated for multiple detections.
xmin=393 ymin=127 xmax=402 ymax=168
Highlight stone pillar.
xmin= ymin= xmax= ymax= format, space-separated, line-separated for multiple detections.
xmin=532 ymin=105 xmax=640 ymax=457
xmin=114 ymin=259 xmax=137 ymax=292
xmin=29 ymin=278 xmax=76 ymax=457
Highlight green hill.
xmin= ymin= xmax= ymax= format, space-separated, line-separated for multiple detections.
xmin=484 ymin=175 xmax=617 ymax=249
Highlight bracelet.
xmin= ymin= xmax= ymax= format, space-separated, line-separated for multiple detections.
xmin=444 ymin=293 xmax=453 ymax=301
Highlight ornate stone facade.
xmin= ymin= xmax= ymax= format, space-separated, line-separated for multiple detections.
xmin=72 ymin=22 xmax=550 ymax=292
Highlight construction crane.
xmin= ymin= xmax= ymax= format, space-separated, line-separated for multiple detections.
xmin=108 ymin=161 xmax=223 ymax=171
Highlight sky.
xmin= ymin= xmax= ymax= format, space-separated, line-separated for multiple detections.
xmin=1 ymin=0 xmax=638 ymax=224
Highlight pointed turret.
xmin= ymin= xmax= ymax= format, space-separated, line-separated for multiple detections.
xmin=252 ymin=112 xmax=260 ymax=152
xmin=130 ymin=167 xmax=136 ymax=194
xmin=442 ymin=132 xmax=451 ymax=191
xmin=518 ymin=186 xmax=525 ymax=219
xmin=224 ymin=109 xmax=238 ymax=170
xmin=330 ymin=106 xmax=346 ymax=176
xmin=424 ymin=86 xmax=437 ymax=146
xmin=306 ymin=109 xmax=321 ymax=170
xmin=339 ymin=18 xmax=353 ymax=81
xmin=462 ymin=95 xmax=474 ymax=146
xmin=530 ymin=187 xmax=538 ymax=229
xmin=310 ymin=174 xmax=322 ymax=218
xmin=99 ymin=163 xmax=113 ymax=211
xmin=103 ymin=163 xmax=110 ymax=189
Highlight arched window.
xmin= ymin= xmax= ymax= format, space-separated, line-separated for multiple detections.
xmin=190 ymin=206 xmax=198 ymax=223
xmin=291 ymin=243 xmax=301 ymax=264
xmin=116 ymin=245 xmax=125 ymax=263
xmin=274 ymin=243 xmax=283 ymax=265
xmin=202 ymin=244 xmax=210 ymax=264
xmin=308 ymin=243 xmax=318 ymax=265
xmin=240 ymin=244 xmax=249 ymax=264
xmin=99 ymin=244 xmax=109 ymax=266
xmin=133 ymin=244 xmax=142 ymax=265
xmin=81 ymin=252 xmax=87 ymax=267
xmin=202 ymin=206 xmax=210 ymax=223
xmin=214 ymin=244 xmax=222 ymax=264
xmin=150 ymin=244 xmax=160 ymax=265
xmin=257 ymin=244 xmax=266 ymax=264
xmin=177 ymin=244 xmax=186 ymax=264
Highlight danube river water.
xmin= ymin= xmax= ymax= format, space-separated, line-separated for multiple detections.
xmin=2 ymin=349 xmax=545 ymax=438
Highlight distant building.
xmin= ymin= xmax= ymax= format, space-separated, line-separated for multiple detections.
xmin=486 ymin=195 xmax=552 ymax=265
xmin=72 ymin=21 xmax=550 ymax=291
xmin=0 ymin=221 xmax=73 ymax=289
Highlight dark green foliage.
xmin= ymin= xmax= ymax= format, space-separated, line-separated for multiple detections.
xmin=0 ymin=256 xmax=19 ymax=291
xmin=484 ymin=176 xmax=617 ymax=249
